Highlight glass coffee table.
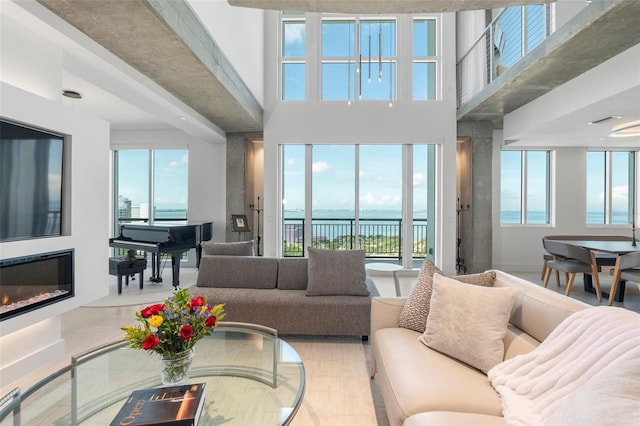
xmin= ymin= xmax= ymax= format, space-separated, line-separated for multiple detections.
xmin=0 ymin=323 xmax=305 ymax=425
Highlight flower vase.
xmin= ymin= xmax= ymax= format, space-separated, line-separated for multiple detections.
xmin=159 ymin=348 xmax=194 ymax=386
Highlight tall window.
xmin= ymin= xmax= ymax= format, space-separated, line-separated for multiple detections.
xmin=320 ymin=18 xmax=396 ymax=102
xmin=282 ymin=16 xmax=306 ymax=100
xmin=500 ymin=150 xmax=550 ymax=224
xmin=412 ymin=18 xmax=437 ymax=100
xmin=281 ymin=143 xmax=436 ymax=266
xmin=282 ymin=14 xmax=436 ymax=102
xmin=586 ymin=151 xmax=636 ymax=225
xmin=114 ymin=149 xmax=188 ymax=229
xmin=321 ymin=19 xmax=355 ymax=101
xmin=359 ymin=19 xmax=396 ymax=101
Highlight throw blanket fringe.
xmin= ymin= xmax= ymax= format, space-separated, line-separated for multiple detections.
xmin=488 ymin=306 xmax=640 ymax=426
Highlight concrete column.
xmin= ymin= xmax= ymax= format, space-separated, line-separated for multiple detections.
xmin=226 ymin=133 xmax=249 ymax=242
xmin=456 ymin=120 xmax=494 ymax=273
xmin=225 ymin=132 xmax=263 ymax=242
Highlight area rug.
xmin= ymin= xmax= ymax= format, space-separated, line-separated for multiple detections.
xmin=83 ymin=268 xmax=198 ymax=307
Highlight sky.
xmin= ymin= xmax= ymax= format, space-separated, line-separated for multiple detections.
xmin=117 ymin=150 xmax=188 ymax=212
xmin=283 ymin=144 xmax=431 ymax=214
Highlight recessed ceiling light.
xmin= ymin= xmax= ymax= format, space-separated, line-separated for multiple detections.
xmin=587 ymin=115 xmax=622 ymax=125
xmin=62 ymin=90 xmax=82 ymax=99
xmin=609 ymin=120 xmax=640 ymax=138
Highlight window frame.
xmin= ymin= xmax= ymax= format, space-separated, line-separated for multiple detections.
xmin=500 ymin=149 xmax=552 ymax=226
xmin=586 ymin=150 xmax=637 ymax=226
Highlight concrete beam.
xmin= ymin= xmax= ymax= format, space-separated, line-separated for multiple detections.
xmin=457 ymin=0 xmax=640 ymax=125
xmin=228 ymin=0 xmax=549 ymax=14
xmin=37 ymin=0 xmax=263 ymax=133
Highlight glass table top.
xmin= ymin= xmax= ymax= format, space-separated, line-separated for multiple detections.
xmin=0 ymin=323 xmax=305 ymax=426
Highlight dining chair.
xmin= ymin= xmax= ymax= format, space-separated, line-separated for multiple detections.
xmin=542 ymin=240 xmax=602 ymax=302
xmin=609 ymin=251 xmax=640 ymax=306
xmin=541 ymin=238 xmax=566 ymax=287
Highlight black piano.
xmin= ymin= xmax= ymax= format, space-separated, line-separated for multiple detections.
xmin=109 ymin=222 xmax=213 ymax=289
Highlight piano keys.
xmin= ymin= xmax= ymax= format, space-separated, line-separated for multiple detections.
xmin=109 ymin=222 xmax=212 ymax=289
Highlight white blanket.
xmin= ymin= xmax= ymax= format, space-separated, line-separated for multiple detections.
xmin=488 ymin=306 xmax=640 ymax=426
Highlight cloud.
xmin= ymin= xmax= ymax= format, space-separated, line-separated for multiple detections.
xmin=360 ymin=192 xmax=402 ymax=208
xmin=312 ymin=161 xmax=330 ymax=173
xmin=168 ymin=154 xmax=188 ymax=169
xmin=413 ymin=172 xmax=425 ymax=187
xmin=285 ymin=23 xmax=305 ymax=45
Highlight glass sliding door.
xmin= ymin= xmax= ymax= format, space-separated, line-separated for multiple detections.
xmin=311 ymin=145 xmax=356 ymax=250
xmin=359 ymin=145 xmax=402 ymax=259
xmin=153 ymin=150 xmax=188 ymax=224
xmin=280 ymin=143 xmax=437 ymax=264
xmin=282 ymin=145 xmax=306 ymax=256
xmin=115 ymin=150 xmax=150 ymax=224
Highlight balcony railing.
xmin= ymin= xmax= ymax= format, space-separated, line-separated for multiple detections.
xmin=457 ymin=4 xmax=550 ymax=107
xmin=283 ymin=217 xmax=428 ymax=259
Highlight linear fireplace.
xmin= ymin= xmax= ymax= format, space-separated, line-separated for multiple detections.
xmin=0 ymin=249 xmax=74 ymax=321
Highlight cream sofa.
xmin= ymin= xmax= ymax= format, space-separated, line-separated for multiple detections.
xmin=370 ymin=270 xmax=640 ymax=426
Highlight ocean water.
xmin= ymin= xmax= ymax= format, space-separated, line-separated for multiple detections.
xmin=500 ymin=210 xmax=631 ymax=225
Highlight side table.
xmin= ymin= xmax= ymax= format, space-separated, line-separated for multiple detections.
xmin=365 ymin=263 xmax=403 ymax=296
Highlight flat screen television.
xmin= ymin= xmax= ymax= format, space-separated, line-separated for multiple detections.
xmin=0 ymin=119 xmax=66 ymax=241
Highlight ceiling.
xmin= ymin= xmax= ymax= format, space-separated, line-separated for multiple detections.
xmin=15 ymin=0 xmax=640 ymax=147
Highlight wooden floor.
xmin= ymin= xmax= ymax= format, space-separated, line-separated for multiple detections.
xmin=3 ymin=265 xmax=639 ymax=425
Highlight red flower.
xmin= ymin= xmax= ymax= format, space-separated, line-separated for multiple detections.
xmin=180 ymin=325 xmax=194 ymax=340
xmin=142 ymin=334 xmax=159 ymax=350
xmin=188 ymin=296 xmax=205 ymax=311
xmin=141 ymin=303 xmax=165 ymax=318
xmin=205 ymin=316 xmax=217 ymax=327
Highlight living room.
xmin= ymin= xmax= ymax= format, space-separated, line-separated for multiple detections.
xmin=1 ymin=0 xmax=639 ymax=424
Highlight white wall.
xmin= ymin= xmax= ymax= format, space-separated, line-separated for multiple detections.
xmin=262 ymin=12 xmax=459 ymax=273
xmin=0 ymin=84 xmax=110 ymax=386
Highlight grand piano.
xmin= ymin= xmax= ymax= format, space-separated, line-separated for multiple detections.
xmin=109 ymin=222 xmax=213 ymax=289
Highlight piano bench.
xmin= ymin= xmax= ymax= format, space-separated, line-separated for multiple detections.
xmin=109 ymin=256 xmax=147 ymax=294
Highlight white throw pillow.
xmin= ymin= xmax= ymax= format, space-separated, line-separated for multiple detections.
xmin=398 ymin=258 xmax=495 ymax=333
xmin=419 ymin=273 xmax=516 ymax=373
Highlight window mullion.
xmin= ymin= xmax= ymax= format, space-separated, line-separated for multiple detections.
xmin=148 ymin=150 xmax=154 ymax=224
xmin=521 ymin=151 xmax=528 ymax=224
xmin=605 ymin=152 xmax=613 ymax=224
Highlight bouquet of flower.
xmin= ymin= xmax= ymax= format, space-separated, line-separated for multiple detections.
xmin=121 ymin=288 xmax=225 ymax=358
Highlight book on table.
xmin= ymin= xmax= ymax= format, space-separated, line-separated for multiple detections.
xmin=110 ymin=383 xmax=206 ymax=426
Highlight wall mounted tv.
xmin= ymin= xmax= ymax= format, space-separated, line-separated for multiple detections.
xmin=1 ymin=119 xmax=66 ymax=242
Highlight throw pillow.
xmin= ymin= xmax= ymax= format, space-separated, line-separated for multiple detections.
xmin=201 ymin=240 xmax=254 ymax=256
xmin=398 ymin=258 xmax=496 ymax=333
xmin=546 ymin=358 xmax=640 ymax=426
xmin=306 ymin=248 xmax=369 ymax=296
xmin=419 ymin=273 xmax=516 ymax=373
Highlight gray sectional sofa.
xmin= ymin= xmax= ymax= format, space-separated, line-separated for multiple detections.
xmin=193 ymin=249 xmax=379 ymax=337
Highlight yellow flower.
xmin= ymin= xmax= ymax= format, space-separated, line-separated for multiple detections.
xmin=149 ymin=315 xmax=163 ymax=328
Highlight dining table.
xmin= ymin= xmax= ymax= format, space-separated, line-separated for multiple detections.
xmin=559 ymin=239 xmax=639 ymax=305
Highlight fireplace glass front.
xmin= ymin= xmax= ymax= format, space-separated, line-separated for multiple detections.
xmin=0 ymin=249 xmax=74 ymax=321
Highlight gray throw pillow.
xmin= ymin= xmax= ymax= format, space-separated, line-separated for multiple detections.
xmin=201 ymin=240 xmax=254 ymax=256
xmin=398 ymin=258 xmax=496 ymax=333
xmin=306 ymin=248 xmax=369 ymax=296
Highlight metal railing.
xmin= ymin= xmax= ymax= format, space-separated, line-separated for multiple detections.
xmin=457 ymin=4 xmax=550 ymax=107
xmin=283 ymin=217 xmax=428 ymax=259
